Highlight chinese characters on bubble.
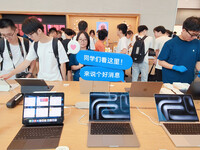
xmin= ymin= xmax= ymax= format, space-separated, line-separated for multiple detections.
xmin=83 ymin=55 xmax=123 ymax=65
xmin=84 ymin=71 xmax=120 ymax=79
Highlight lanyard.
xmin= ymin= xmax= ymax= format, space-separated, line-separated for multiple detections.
xmin=6 ymin=38 xmax=25 ymax=69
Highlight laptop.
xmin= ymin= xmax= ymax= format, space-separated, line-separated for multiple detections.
xmin=186 ymin=81 xmax=200 ymax=100
xmin=15 ymin=78 xmax=54 ymax=93
xmin=7 ymin=92 xmax=64 ymax=150
xmin=79 ymin=78 xmax=110 ymax=94
xmin=87 ymin=92 xmax=140 ymax=147
xmin=155 ymin=94 xmax=200 ymax=147
xmin=126 ymin=82 xmax=163 ymax=97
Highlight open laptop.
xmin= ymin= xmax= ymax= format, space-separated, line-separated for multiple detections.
xmin=15 ymin=78 xmax=54 ymax=93
xmin=126 ymin=82 xmax=163 ymax=97
xmin=155 ymin=94 xmax=200 ymax=147
xmin=87 ymin=92 xmax=140 ymax=147
xmin=186 ymin=81 xmax=200 ymax=100
xmin=7 ymin=92 xmax=64 ymax=150
xmin=79 ymin=78 xmax=110 ymax=94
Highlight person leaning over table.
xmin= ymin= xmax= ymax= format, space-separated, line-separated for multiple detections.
xmin=0 ymin=17 xmax=69 ymax=81
xmin=69 ymin=31 xmax=91 ymax=81
xmin=158 ymin=16 xmax=200 ymax=84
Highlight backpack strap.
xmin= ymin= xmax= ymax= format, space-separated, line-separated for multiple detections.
xmin=33 ymin=41 xmax=39 ymax=58
xmin=141 ymin=35 xmax=147 ymax=41
xmin=52 ymin=38 xmax=62 ymax=80
xmin=0 ymin=38 xmax=5 ymax=71
xmin=23 ymin=38 xmax=30 ymax=54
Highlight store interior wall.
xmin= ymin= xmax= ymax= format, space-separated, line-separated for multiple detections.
xmin=0 ymin=0 xmax=178 ymax=36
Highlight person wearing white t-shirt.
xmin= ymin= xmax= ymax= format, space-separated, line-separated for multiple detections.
xmin=0 ymin=17 xmax=68 ymax=81
xmin=132 ymin=25 xmax=153 ymax=82
xmin=116 ymin=23 xmax=128 ymax=79
xmin=0 ymin=18 xmax=35 ymax=79
xmin=126 ymin=30 xmax=133 ymax=55
xmin=116 ymin=23 xmax=128 ymax=54
xmin=153 ymin=26 xmax=171 ymax=81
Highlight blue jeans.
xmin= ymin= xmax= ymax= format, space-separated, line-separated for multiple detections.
xmin=132 ymin=61 xmax=149 ymax=82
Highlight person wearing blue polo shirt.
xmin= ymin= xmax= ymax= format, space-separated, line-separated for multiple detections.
xmin=158 ymin=16 xmax=200 ymax=84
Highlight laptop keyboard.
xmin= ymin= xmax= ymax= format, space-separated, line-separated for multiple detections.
xmin=163 ymin=123 xmax=200 ymax=135
xmin=14 ymin=126 xmax=63 ymax=140
xmin=91 ymin=123 xmax=133 ymax=135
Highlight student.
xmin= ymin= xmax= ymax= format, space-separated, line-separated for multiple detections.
xmin=172 ymin=31 xmax=177 ymax=38
xmin=60 ymin=27 xmax=66 ymax=40
xmin=153 ymin=26 xmax=171 ymax=81
xmin=0 ymin=17 xmax=69 ymax=81
xmin=95 ymin=29 xmax=108 ymax=52
xmin=76 ymin=20 xmax=95 ymax=50
xmin=89 ymin=29 xmax=97 ymax=44
xmin=132 ymin=25 xmax=153 ymax=82
xmin=48 ymin=27 xmax=57 ymax=38
xmin=69 ymin=31 xmax=90 ymax=81
xmin=62 ymin=28 xmax=74 ymax=81
xmin=158 ymin=16 xmax=200 ymax=84
xmin=0 ymin=18 xmax=35 ymax=79
xmin=116 ymin=23 xmax=128 ymax=54
xmin=57 ymin=30 xmax=63 ymax=41
xmin=126 ymin=30 xmax=133 ymax=54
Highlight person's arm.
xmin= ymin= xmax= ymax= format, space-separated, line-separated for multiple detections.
xmin=196 ymin=62 xmax=200 ymax=71
xmin=67 ymin=70 xmax=72 ymax=81
xmin=120 ymin=48 xmax=127 ymax=54
xmin=158 ymin=60 xmax=174 ymax=69
xmin=26 ymin=60 xmax=36 ymax=78
xmin=60 ymin=63 xmax=66 ymax=81
xmin=0 ymin=59 xmax=32 ymax=80
xmin=71 ymin=63 xmax=84 ymax=70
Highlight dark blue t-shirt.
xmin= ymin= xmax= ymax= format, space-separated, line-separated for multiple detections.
xmin=158 ymin=36 xmax=200 ymax=84
xmin=69 ymin=54 xmax=80 ymax=81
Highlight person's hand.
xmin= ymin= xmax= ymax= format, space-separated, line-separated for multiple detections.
xmin=0 ymin=73 xmax=12 ymax=80
xmin=172 ymin=65 xmax=188 ymax=73
xmin=198 ymin=71 xmax=200 ymax=78
xmin=26 ymin=73 xmax=32 ymax=78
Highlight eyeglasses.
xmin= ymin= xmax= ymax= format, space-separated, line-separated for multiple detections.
xmin=26 ymin=31 xmax=35 ymax=37
xmin=1 ymin=30 xmax=15 ymax=38
xmin=78 ymin=39 xmax=87 ymax=43
xmin=185 ymin=29 xmax=200 ymax=38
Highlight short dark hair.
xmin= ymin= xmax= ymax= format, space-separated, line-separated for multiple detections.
xmin=72 ymin=30 xmax=76 ymax=36
xmin=48 ymin=27 xmax=57 ymax=34
xmin=117 ymin=23 xmax=127 ymax=35
xmin=89 ymin=30 xmax=95 ymax=35
xmin=76 ymin=31 xmax=90 ymax=49
xmin=78 ymin=20 xmax=88 ymax=31
xmin=98 ymin=29 xmax=108 ymax=41
xmin=153 ymin=26 xmax=166 ymax=34
xmin=138 ymin=25 xmax=148 ymax=33
xmin=183 ymin=16 xmax=200 ymax=32
xmin=127 ymin=30 xmax=133 ymax=35
xmin=61 ymin=27 xmax=65 ymax=32
xmin=0 ymin=18 xmax=16 ymax=30
xmin=166 ymin=30 xmax=173 ymax=37
xmin=65 ymin=28 xmax=74 ymax=36
xmin=22 ymin=16 xmax=44 ymax=34
xmin=57 ymin=30 xmax=62 ymax=35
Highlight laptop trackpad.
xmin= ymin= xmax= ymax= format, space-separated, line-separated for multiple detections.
xmin=102 ymin=135 xmax=124 ymax=147
xmin=24 ymin=139 xmax=45 ymax=149
xmin=185 ymin=136 xmax=200 ymax=146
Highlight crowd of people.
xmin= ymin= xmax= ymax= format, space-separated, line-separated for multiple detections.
xmin=0 ymin=16 xmax=199 ymax=84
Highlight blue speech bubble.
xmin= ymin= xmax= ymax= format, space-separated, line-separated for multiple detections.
xmin=80 ymin=66 xmax=124 ymax=82
xmin=77 ymin=50 xmax=133 ymax=70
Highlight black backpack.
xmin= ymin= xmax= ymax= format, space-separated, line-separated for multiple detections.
xmin=131 ymin=35 xmax=148 ymax=63
xmin=33 ymin=38 xmax=62 ymax=78
xmin=0 ymin=37 xmax=30 ymax=70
